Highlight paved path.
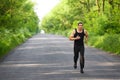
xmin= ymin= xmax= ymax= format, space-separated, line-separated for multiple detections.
xmin=0 ymin=34 xmax=120 ymax=80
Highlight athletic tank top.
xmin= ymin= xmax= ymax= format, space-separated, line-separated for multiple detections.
xmin=74 ymin=29 xmax=85 ymax=46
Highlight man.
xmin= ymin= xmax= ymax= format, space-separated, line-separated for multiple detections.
xmin=69 ymin=22 xmax=88 ymax=73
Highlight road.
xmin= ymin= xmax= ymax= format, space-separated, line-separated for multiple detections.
xmin=0 ymin=34 xmax=120 ymax=80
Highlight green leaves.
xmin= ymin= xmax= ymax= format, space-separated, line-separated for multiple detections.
xmin=40 ymin=0 xmax=120 ymax=55
xmin=0 ymin=0 xmax=39 ymax=58
xmin=89 ymin=34 xmax=120 ymax=55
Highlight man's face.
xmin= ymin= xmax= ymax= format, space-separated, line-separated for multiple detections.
xmin=78 ymin=24 xmax=83 ymax=29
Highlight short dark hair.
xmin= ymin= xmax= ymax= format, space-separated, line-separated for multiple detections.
xmin=78 ymin=22 xmax=83 ymax=26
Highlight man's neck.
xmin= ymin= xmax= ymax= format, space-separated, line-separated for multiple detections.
xmin=78 ymin=28 xmax=82 ymax=31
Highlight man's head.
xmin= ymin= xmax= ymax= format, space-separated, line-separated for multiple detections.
xmin=78 ymin=22 xmax=83 ymax=29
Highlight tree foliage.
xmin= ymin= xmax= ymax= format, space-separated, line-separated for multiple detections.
xmin=41 ymin=0 xmax=120 ymax=54
xmin=41 ymin=0 xmax=120 ymax=35
xmin=0 ymin=0 xmax=39 ymax=58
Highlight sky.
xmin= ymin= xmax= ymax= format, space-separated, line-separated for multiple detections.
xmin=31 ymin=0 xmax=60 ymax=20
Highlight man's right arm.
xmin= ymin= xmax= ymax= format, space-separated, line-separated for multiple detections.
xmin=69 ymin=30 xmax=80 ymax=41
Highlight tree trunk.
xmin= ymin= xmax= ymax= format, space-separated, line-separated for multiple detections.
xmin=96 ymin=0 xmax=100 ymax=14
xmin=87 ymin=0 xmax=90 ymax=12
xmin=102 ymin=0 xmax=105 ymax=12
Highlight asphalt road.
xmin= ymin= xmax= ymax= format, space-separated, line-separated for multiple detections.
xmin=0 ymin=34 xmax=120 ymax=80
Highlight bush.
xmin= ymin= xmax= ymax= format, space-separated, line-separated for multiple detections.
xmin=0 ymin=28 xmax=37 ymax=59
xmin=88 ymin=34 xmax=120 ymax=55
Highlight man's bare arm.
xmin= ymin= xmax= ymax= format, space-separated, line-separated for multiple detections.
xmin=69 ymin=30 xmax=80 ymax=41
xmin=84 ymin=30 xmax=88 ymax=43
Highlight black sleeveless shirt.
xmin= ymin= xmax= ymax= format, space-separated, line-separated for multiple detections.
xmin=74 ymin=29 xmax=85 ymax=46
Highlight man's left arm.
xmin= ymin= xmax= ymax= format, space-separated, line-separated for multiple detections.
xmin=84 ymin=30 xmax=88 ymax=44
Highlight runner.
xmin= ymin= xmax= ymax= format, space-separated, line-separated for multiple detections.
xmin=69 ymin=22 xmax=88 ymax=73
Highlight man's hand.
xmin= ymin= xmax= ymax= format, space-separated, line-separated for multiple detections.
xmin=75 ymin=36 xmax=80 ymax=40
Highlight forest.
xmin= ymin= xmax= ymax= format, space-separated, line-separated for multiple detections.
xmin=0 ymin=0 xmax=39 ymax=58
xmin=41 ymin=0 xmax=120 ymax=55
